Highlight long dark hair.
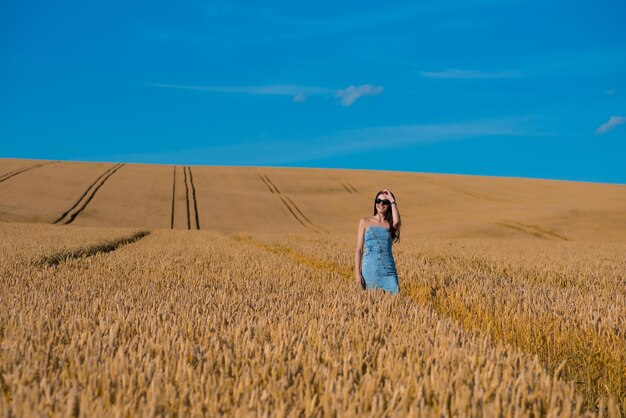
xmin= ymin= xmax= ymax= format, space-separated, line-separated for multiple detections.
xmin=373 ymin=190 xmax=400 ymax=243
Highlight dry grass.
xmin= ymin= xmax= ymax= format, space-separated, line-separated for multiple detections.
xmin=1 ymin=224 xmax=624 ymax=416
xmin=1 ymin=159 xmax=625 ymax=416
xmin=2 ymin=159 xmax=626 ymax=241
xmin=231 ymin=233 xmax=626 ymax=414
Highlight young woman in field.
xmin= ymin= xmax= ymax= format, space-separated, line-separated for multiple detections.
xmin=355 ymin=189 xmax=401 ymax=294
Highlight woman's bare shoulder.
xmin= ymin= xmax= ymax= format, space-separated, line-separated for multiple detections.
xmin=358 ymin=216 xmax=375 ymax=227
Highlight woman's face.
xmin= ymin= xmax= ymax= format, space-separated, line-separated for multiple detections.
xmin=375 ymin=194 xmax=390 ymax=214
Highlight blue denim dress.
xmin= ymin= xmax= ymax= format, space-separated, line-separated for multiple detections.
xmin=361 ymin=226 xmax=399 ymax=294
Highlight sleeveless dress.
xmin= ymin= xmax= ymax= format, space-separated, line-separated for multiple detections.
xmin=361 ymin=225 xmax=399 ymax=294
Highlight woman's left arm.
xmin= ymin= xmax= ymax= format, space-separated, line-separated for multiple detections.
xmin=383 ymin=189 xmax=401 ymax=229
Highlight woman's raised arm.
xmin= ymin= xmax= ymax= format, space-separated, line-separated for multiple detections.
xmin=383 ymin=189 xmax=401 ymax=229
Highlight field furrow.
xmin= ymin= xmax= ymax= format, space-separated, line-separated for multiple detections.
xmin=54 ymin=163 xmax=125 ymax=225
xmin=171 ymin=165 xmax=189 ymax=230
xmin=329 ymin=176 xmax=355 ymax=194
xmin=497 ymin=221 xmax=570 ymax=240
xmin=39 ymin=231 xmax=150 ymax=266
xmin=183 ymin=166 xmax=191 ymax=229
xmin=170 ymin=166 xmax=176 ymax=229
xmin=0 ymin=223 xmax=145 ymax=269
xmin=257 ymin=173 xmax=309 ymax=229
xmin=187 ymin=167 xmax=200 ymax=230
xmin=258 ymin=172 xmax=326 ymax=234
xmin=0 ymin=161 xmax=53 ymax=184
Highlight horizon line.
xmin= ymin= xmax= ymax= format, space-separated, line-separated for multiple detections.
xmin=2 ymin=156 xmax=624 ymax=186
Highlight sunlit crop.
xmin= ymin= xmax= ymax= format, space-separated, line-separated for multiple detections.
xmin=1 ymin=223 xmax=623 ymax=416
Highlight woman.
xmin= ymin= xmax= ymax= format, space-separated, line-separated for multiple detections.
xmin=355 ymin=189 xmax=401 ymax=294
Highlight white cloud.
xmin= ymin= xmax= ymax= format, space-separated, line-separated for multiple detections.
xmin=150 ymin=82 xmax=384 ymax=106
xmin=149 ymin=83 xmax=333 ymax=96
xmin=595 ymin=116 xmax=626 ymax=134
xmin=605 ymin=88 xmax=616 ymax=96
xmin=420 ymin=68 xmax=522 ymax=79
xmin=335 ymin=85 xmax=384 ymax=106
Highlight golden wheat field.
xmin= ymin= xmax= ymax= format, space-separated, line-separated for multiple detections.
xmin=1 ymin=158 xmax=625 ymax=417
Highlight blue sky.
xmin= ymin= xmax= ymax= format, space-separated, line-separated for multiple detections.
xmin=1 ymin=0 xmax=625 ymax=183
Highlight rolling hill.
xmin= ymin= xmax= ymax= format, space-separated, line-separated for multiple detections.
xmin=1 ymin=158 xmax=625 ymax=241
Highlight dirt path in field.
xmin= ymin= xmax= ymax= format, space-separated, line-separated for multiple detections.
xmin=327 ymin=176 xmax=359 ymax=194
xmin=54 ymin=163 xmax=125 ymax=225
xmin=183 ymin=167 xmax=191 ymax=229
xmin=496 ymin=221 xmax=569 ymax=240
xmin=38 ymin=231 xmax=151 ymax=266
xmin=420 ymin=176 xmax=507 ymax=202
xmin=257 ymin=173 xmax=326 ymax=233
xmin=0 ymin=161 xmax=55 ymax=184
xmin=182 ymin=166 xmax=200 ymax=230
xmin=187 ymin=167 xmax=200 ymax=230
xmin=170 ymin=166 xmax=177 ymax=229
xmin=232 ymin=234 xmax=351 ymax=279
xmin=170 ymin=166 xmax=199 ymax=230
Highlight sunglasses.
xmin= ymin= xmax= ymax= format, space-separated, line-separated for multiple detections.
xmin=375 ymin=198 xmax=390 ymax=205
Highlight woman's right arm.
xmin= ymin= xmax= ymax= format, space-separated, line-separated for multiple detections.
xmin=354 ymin=218 xmax=366 ymax=289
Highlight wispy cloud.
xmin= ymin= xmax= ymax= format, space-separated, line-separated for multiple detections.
xmin=420 ymin=68 xmax=522 ymax=79
xmin=149 ymin=83 xmax=333 ymax=104
xmin=595 ymin=116 xmax=626 ymax=135
xmin=336 ymin=85 xmax=384 ymax=106
xmin=149 ymin=83 xmax=333 ymax=96
xmin=104 ymin=117 xmax=537 ymax=166
xmin=505 ymin=48 xmax=626 ymax=78
xmin=324 ymin=117 xmax=532 ymax=152
xmin=149 ymin=83 xmax=382 ymax=106
xmin=605 ymin=88 xmax=616 ymax=96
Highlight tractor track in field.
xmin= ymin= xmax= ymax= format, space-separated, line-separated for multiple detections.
xmin=188 ymin=167 xmax=200 ymax=230
xmin=53 ymin=163 xmax=124 ymax=225
xmin=0 ymin=161 xmax=55 ymax=184
xmin=170 ymin=166 xmax=177 ymax=229
xmin=419 ymin=176 xmax=508 ymax=202
xmin=328 ymin=176 xmax=359 ymax=194
xmin=496 ymin=221 xmax=569 ymax=240
xmin=184 ymin=166 xmax=200 ymax=230
xmin=257 ymin=173 xmax=326 ymax=233
xmin=170 ymin=166 xmax=200 ymax=230
xmin=38 ymin=231 xmax=151 ymax=267
xmin=183 ymin=167 xmax=191 ymax=229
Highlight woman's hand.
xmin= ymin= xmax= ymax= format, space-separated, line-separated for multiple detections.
xmin=356 ymin=274 xmax=366 ymax=290
xmin=382 ymin=189 xmax=395 ymax=203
